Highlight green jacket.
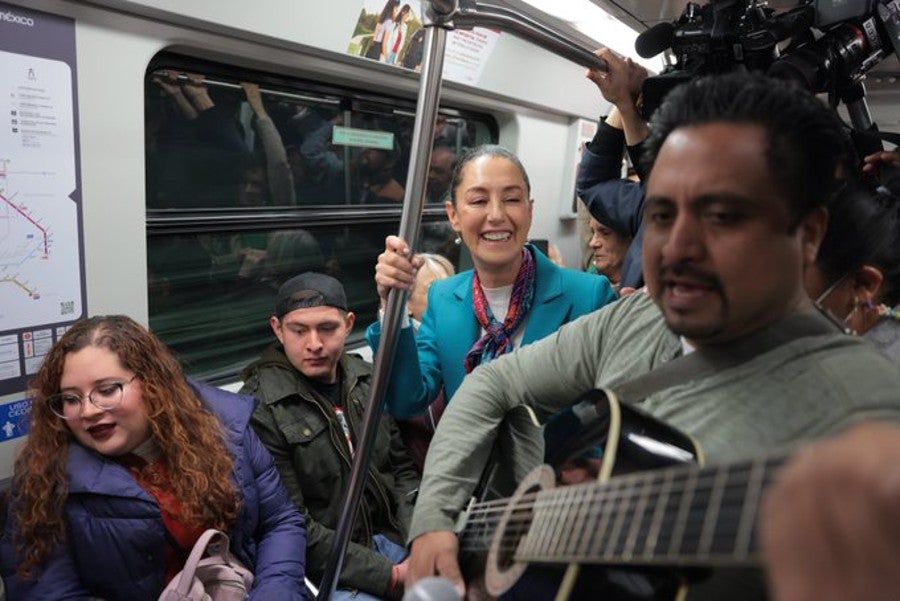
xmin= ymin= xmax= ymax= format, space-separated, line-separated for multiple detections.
xmin=241 ymin=345 xmax=420 ymax=597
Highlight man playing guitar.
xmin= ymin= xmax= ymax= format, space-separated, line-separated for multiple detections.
xmin=404 ymin=71 xmax=900 ymax=600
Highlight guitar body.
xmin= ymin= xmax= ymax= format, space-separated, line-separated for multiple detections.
xmin=497 ymin=567 xmax=683 ymax=601
xmin=556 ymin=389 xmax=702 ymax=601
xmin=474 ymin=389 xmax=703 ymax=600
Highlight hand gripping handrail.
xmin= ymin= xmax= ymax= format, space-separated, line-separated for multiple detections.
xmin=317 ymin=3 xmax=606 ymax=598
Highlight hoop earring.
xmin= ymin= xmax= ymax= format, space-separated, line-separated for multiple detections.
xmin=856 ymin=298 xmax=878 ymax=313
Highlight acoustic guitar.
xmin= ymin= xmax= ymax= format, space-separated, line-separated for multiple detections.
xmin=456 ymin=389 xmax=785 ymax=600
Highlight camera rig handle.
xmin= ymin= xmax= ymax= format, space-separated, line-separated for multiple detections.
xmin=449 ymin=0 xmax=608 ymax=72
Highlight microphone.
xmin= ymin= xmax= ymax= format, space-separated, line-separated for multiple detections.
xmin=402 ymin=577 xmax=463 ymax=601
xmin=635 ymin=22 xmax=675 ymax=58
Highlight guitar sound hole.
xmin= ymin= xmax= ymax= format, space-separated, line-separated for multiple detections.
xmin=496 ymin=482 xmax=541 ymax=570
xmin=484 ymin=464 xmax=556 ymax=597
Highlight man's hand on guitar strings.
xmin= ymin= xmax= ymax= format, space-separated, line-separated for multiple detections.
xmin=407 ymin=530 xmax=466 ymax=598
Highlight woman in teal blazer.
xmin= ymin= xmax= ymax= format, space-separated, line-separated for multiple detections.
xmin=367 ymin=145 xmax=616 ymax=420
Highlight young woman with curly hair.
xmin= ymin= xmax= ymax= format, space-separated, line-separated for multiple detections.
xmin=1 ymin=315 xmax=307 ymax=600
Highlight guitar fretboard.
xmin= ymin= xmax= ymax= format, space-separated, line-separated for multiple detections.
xmin=465 ymin=454 xmax=785 ymax=568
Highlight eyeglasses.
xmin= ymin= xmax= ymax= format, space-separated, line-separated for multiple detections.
xmin=47 ymin=375 xmax=138 ymax=419
xmin=813 ymin=273 xmax=857 ymax=335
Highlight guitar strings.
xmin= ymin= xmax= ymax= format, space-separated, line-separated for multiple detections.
xmin=484 ymin=486 xmax=765 ymax=558
xmin=462 ymin=472 xmax=767 ymax=546
xmin=468 ymin=498 xmax=769 ymax=560
xmin=460 ymin=462 xmax=755 ymax=535
xmin=461 ymin=454 xmax=780 ymax=526
xmin=465 ymin=487 xmax=768 ymax=559
xmin=459 ymin=456 xmax=782 ymax=560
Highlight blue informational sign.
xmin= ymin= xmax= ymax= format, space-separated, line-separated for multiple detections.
xmin=0 ymin=398 xmax=31 ymax=440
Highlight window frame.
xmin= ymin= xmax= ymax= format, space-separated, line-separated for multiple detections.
xmin=145 ymin=51 xmax=496 ymax=383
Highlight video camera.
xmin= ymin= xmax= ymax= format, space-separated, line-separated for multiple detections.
xmin=637 ymin=0 xmax=900 ymax=123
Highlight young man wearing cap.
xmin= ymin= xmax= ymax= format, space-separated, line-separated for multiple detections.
xmin=241 ymin=272 xmax=419 ymax=600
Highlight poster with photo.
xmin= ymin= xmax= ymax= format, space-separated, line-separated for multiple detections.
xmin=347 ymin=0 xmax=500 ymax=84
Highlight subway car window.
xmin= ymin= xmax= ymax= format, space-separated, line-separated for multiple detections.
xmin=145 ymin=53 xmax=496 ymax=379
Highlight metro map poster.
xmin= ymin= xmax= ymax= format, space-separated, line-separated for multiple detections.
xmin=0 ymin=1 xmax=84 ymax=410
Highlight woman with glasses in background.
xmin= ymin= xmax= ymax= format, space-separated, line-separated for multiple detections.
xmin=1 ymin=315 xmax=307 ymax=600
xmin=805 ymin=180 xmax=900 ymax=362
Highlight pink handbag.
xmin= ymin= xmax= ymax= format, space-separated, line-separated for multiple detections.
xmin=158 ymin=529 xmax=254 ymax=601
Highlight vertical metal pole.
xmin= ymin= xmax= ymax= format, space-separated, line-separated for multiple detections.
xmin=316 ymin=21 xmax=449 ymax=600
xmin=315 ymin=2 xmax=608 ymax=595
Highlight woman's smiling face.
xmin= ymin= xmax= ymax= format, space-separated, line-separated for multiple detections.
xmin=445 ymin=154 xmax=533 ymax=287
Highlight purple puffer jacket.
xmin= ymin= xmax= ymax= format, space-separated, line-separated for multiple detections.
xmin=1 ymin=380 xmax=307 ymax=600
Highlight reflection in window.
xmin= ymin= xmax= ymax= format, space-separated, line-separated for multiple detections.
xmin=151 ymin=225 xmax=372 ymax=374
xmin=146 ymin=54 xmax=495 ymax=379
xmin=146 ymin=65 xmax=489 ymax=209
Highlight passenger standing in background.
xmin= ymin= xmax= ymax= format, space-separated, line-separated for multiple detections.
xmin=586 ymin=216 xmax=633 ymax=292
xmin=242 ymin=272 xmax=419 ymax=601
xmin=150 ymin=73 xmax=294 ymax=209
xmin=150 ymin=70 xmax=248 ymax=208
xmin=419 ymin=144 xmax=461 ymax=262
xmin=368 ymin=144 xmax=617 ymax=489
xmin=288 ymin=108 xmax=346 ymax=205
xmin=357 ymin=146 xmax=406 ymax=204
xmin=425 ymin=144 xmax=457 ymax=204
xmin=806 ymin=179 xmax=900 ymax=361
xmin=1 ymin=316 xmax=306 ymax=600
xmin=432 ymin=114 xmax=474 ymax=148
xmin=576 ymin=48 xmax=650 ymax=289
xmin=238 ymin=82 xmax=295 ymax=207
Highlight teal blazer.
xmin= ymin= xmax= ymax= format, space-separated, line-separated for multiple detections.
xmin=366 ymin=245 xmax=616 ymax=418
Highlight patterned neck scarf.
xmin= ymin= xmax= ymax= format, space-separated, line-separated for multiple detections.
xmin=464 ymin=247 xmax=537 ymax=373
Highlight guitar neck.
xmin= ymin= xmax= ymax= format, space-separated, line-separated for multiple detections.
xmin=467 ymin=454 xmax=786 ymax=569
